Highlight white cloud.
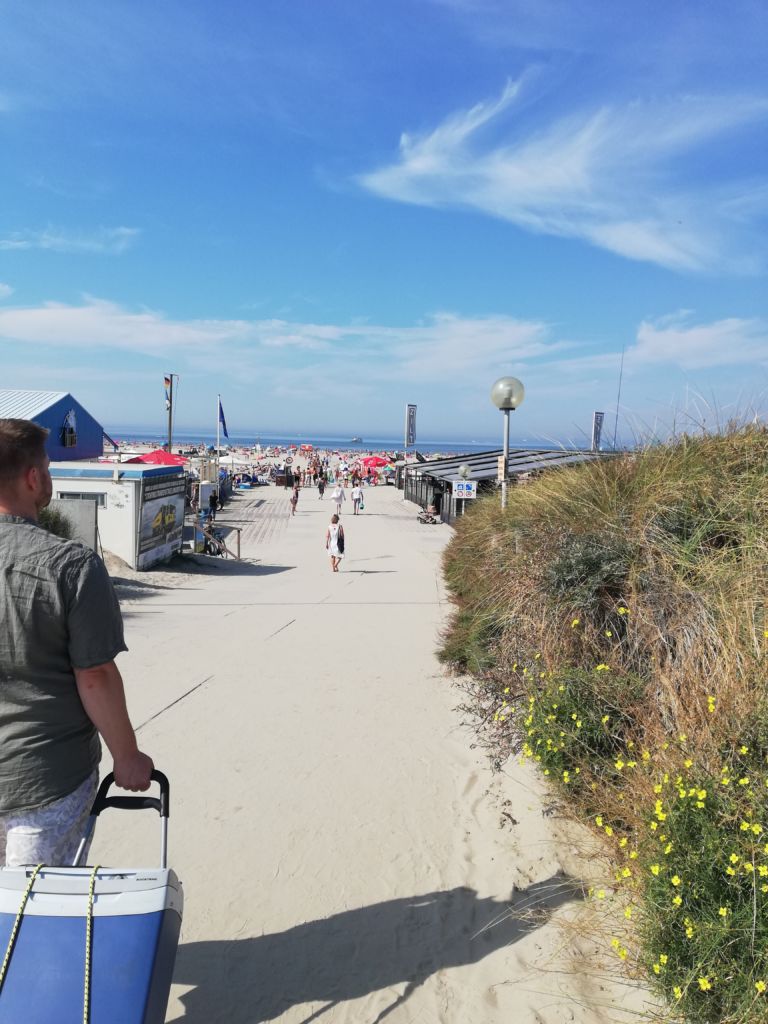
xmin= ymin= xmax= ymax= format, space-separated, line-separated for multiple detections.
xmin=0 ymin=226 xmax=140 ymax=254
xmin=0 ymin=296 xmax=568 ymax=380
xmin=0 ymin=283 xmax=13 ymax=300
xmin=630 ymin=314 xmax=768 ymax=369
xmin=359 ymin=81 xmax=768 ymax=271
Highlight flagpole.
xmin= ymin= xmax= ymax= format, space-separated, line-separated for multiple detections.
xmin=216 ymin=394 xmax=221 ymax=508
xmin=167 ymin=374 xmax=174 ymax=451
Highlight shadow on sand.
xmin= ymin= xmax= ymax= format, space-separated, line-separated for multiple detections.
xmin=173 ymin=877 xmax=582 ymax=1023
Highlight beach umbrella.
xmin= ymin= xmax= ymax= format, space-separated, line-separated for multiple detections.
xmin=361 ymin=455 xmax=389 ymax=468
xmin=126 ymin=449 xmax=188 ymax=466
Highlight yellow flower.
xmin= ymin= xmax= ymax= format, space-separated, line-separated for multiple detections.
xmin=756 ymin=981 xmax=767 ymax=994
xmin=619 ymin=837 xmax=628 ymax=848
xmin=730 ymin=853 xmax=740 ymax=863
xmin=614 ymin=760 xmax=625 ymax=771
xmin=718 ymin=906 xmax=729 ymax=917
xmin=671 ymin=875 xmax=681 ymax=887
xmin=698 ymin=977 xmax=712 ymax=991
xmin=617 ymin=947 xmax=627 ymax=960
xmin=664 ymin=843 xmax=673 ymax=855
xmin=740 ymin=745 xmax=749 ymax=755
xmin=741 ymin=821 xmax=751 ymax=831
xmin=571 ymin=618 xmax=580 ymax=628
xmin=726 ymin=866 xmax=737 ymax=876
xmin=624 ymin=907 xmax=632 ymax=919
xmin=679 ymin=733 xmax=688 ymax=743
xmin=650 ymin=864 xmax=661 ymax=876
xmin=595 ymin=815 xmax=603 ymax=827
xmin=595 ymin=664 xmax=610 ymax=672
xmin=605 ymin=630 xmax=612 ymax=637
xmin=618 ymin=606 xmax=629 ymax=615
xmin=659 ymin=954 xmax=668 ymax=965
xmin=684 ymin=759 xmax=693 ymax=769
xmin=672 ymin=895 xmax=682 ymax=907
xmin=752 ymin=823 xmax=762 ymax=835
xmin=605 ymin=826 xmax=614 ymax=837
xmin=596 ymin=889 xmax=606 ymax=899
xmin=673 ymin=986 xmax=683 ymax=999
xmin=653 ymin=784 xmax=663 ymax=794
xmin=739 ymin=777 xmax=750 ymax=786
xmin=652 ymin=963 xmax=661 ymax=975
xmin=686 ymin=925 xmax=694 ymax=938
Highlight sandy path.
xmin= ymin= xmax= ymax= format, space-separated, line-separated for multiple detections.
xmin=92 ymin=482 xmax=656 ymax=1023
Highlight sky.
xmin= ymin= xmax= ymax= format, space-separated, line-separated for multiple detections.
xmin=0 ymin=0 xmax=766 ymax=446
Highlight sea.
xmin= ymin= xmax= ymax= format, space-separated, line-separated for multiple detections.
xmin=108 ymin=428 xmax=515 ymax=457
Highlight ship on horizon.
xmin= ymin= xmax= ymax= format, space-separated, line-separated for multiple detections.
xmin=350 ymin=436 xmax=363 ymax=443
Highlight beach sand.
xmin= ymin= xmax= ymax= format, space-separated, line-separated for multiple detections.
xmin=92 ymin=480 xmax=657 ymax=1023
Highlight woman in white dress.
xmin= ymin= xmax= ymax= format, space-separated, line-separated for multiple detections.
xmin=331 ymin=483 xmax=346 ymax=517
xmin=325 ymin=514 xmax=345 ymax=572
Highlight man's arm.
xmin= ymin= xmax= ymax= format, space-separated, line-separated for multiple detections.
xmin=74 ymin=661 xmax=154 ymax=791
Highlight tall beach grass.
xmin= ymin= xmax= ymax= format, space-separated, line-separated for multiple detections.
xmin=440 ymin=427 xmax=768 ymax=1022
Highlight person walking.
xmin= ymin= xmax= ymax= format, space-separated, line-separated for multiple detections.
xmin=0 ymin=419 xmax=153 ymax=867
xmin=208 ymin=489 xmax=218 ymax=521
xmin=325 ymin=514 xmax=345 ymax=573
xmin=331 ymin=482 xmax=346 ymax=517
xmin=318 ymin=476 xmax=326 ymax=499
xmin=351 ymin=482 xmax=363 ymax=515
xmin=289 ymin=484 xmax=299 ymax=517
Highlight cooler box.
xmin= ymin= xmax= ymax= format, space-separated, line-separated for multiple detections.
xmin=0 ymin=772 xmax=182 ymax=1024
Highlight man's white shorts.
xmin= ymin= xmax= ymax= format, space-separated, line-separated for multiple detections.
xmin=0 ymin=770 xmax=99 ymax=867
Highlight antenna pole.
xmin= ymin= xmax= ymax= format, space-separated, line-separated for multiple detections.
xmin=612 ymin=346 xmax=626 ymax=450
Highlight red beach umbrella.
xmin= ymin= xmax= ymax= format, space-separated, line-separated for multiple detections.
xmin=126 ymin=449 xmax=188 ymax=466
xmin=361 ymin=455 xmax=389 ymax=468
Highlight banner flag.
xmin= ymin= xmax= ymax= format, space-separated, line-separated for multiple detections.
xmin=591 ymin=411 xmax=605 ymax=451
xmin=218 ymin=398 xmax=229 ymax=438
xmin=405 ymin=404 xmax=417 ymax=447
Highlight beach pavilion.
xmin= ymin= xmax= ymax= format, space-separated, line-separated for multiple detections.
xmin=403 ymin=447 xmax=608 ymax=522
xmin=0 ymin=388 xmax=113 ymax=461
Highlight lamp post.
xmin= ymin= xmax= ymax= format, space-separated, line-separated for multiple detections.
xmin=458 ymin=463 xmax=471 ymax=516
xmin=490 ymin=376 xmax=525 ymax=510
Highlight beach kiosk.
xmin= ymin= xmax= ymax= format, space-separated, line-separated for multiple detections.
xmin=0 ymin=388 xmax=109 ymax=461
xmin=49 ymin=462 xmax=186 ymax=570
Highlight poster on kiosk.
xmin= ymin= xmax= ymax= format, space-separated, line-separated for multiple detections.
xmin=137 ymin=474 xmax=186 ymax=569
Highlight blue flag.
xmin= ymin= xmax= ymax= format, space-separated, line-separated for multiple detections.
xmin=218 ymin=398 xmax=229 ymax=438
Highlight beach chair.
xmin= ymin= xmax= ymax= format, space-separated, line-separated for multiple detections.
xmin=0 ymin=772 xmax=183 ymax=1024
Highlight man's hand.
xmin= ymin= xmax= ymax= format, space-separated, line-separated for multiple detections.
xmin=113 ymin=750 xmax=154 ymax=792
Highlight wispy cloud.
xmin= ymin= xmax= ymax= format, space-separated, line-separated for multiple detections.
xmin=0 ymin=283 xmax=13 ymax=300
xmin=630 ymin=314 xmax=768 ymax=369
xmin=0 ymin=226 xmax=140 ymax=254
xmin=359 ymin=80 xmax=768 ymax=271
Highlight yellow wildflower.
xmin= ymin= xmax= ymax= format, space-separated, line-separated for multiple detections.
xmin=756 ymin=981 xmax=767 ymax=994
xmin=698 ymin=977 xmax=712 ymax=992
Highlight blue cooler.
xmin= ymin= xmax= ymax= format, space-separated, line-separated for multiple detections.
xmin=0 ymin=771 xmax=183 ymax=1024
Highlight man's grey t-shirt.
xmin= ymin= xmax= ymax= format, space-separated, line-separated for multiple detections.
xmin=0 ymin=514 xmax=127 ymax=814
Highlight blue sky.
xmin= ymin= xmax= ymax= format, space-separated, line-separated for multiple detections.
xmin=0 ymin=0 xmax=766 ymax=445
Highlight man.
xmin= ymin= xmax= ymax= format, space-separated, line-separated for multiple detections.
xmin=350 ymin=482 xmax=363 ymax=515
xmin=0 ymin=419 xmax=153 ymax=867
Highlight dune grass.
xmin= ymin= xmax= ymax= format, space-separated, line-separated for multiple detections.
xmin=440 ymin=427 xmax=768 ymax=1022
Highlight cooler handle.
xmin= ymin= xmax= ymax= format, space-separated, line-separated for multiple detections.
xmin=74 ymin=771 xmax=170 ymax=869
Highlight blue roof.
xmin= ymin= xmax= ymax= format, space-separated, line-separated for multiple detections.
xmin=49 ymin=462 xmax=184 ymax=480
xmin=0 ymin=389 xmax=68 ymax=420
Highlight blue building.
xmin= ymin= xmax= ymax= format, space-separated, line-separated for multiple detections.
xmin=0 ymin=389 xmax=107 ymax=461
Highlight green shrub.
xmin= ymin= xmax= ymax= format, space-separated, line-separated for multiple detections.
xmin=39 ymin=506 xmax=74 ymax=540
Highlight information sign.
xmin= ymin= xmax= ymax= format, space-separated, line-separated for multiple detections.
xmin=453 ymin=481 xmax=477 ymax=499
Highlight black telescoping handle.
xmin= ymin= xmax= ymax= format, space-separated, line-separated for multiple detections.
xmin=89 ymin=769 xmax=170 ymax=818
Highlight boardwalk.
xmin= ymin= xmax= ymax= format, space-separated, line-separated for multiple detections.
xmin=95 ymin=482 xmax=654 ymax=1023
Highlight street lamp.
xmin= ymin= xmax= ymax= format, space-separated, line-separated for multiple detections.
xmin=490 ymin=376 xmax=525 ymax=510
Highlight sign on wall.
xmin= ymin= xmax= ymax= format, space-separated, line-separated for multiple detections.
xmin=137 ymin=474 xmax=185 ymax=570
